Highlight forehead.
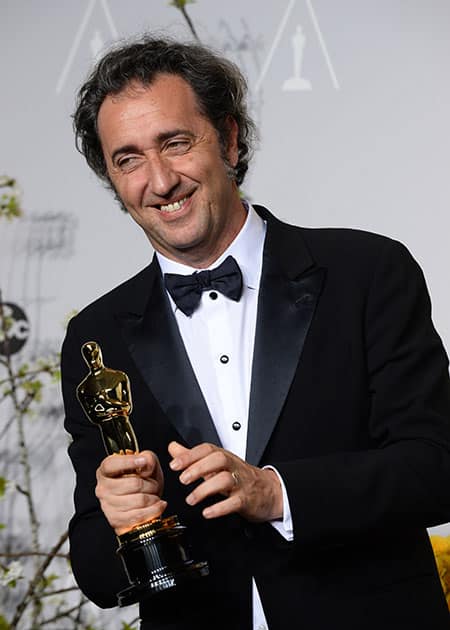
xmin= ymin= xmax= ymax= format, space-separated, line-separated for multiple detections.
xmin=97 ymin=74 xmax=206 ymax=147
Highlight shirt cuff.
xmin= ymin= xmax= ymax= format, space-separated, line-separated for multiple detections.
xmin=263 ymin=465 xmax=294 ymax=541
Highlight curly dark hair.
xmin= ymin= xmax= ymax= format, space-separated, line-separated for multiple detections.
xmin=73 ymin=34 xmax=257 ymax=194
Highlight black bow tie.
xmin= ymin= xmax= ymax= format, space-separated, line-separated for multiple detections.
xmin=164 ymin=255 xmax=243 ymax=316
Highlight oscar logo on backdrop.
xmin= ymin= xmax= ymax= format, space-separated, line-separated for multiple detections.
xmin=283 ymin=24 xmax=312 ymax=91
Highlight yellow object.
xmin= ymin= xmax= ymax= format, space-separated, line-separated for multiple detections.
xmin=430 ymin=535 xmax=450 ymax=609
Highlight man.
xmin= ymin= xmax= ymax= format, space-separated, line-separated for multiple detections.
xmin=62 ymin=35 xmax=450 ymax=629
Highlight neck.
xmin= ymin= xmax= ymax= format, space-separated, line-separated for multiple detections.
xmin=157 ymin=195 xmax=247 ymax=269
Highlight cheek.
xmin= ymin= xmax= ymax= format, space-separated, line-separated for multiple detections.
xmin=118 ymin=174 xmax=148 ymax=207
xmin=178 ymin=151 xmax=217 ymax=179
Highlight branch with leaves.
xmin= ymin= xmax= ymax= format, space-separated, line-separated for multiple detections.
xmin=1 ymin=6 xmax=204 ymax=627
xmin=170 ymin=0 xmax=199 ymax=40
xmin=0 ymin=177 xmax=22 ymax=221
xmin=0 ymin=179 xmax=119 ymax=629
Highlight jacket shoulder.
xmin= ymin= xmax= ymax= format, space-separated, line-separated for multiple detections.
xmin=72 ymin=261 xmax=156 ymax=326
xmin=255 ymin=204 xmax=408 ymax=264
xmin=299 ymin=225 xmax=402 ymax=257
xmin=299 ymin=226 xmax=422 ymax=286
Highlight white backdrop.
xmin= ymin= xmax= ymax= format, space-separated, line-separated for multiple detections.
xmin=1 ymin=1 xmax=450 ymax=626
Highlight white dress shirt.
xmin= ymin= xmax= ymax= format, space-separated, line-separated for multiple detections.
xmin=157 ymin=203 xmax=293 ymax=630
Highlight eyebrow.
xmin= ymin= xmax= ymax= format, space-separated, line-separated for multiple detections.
xmin=111 ymin=129 xmax=196 ymax=164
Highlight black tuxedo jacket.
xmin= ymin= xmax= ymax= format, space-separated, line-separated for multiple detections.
xmin=62 ymin=206 xmax=450 ymax=629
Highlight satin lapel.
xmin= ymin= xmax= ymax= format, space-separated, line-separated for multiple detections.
xmin=116 ymin=260 xmax=220 ymax=448
xmin=246 ymin=209 xmax=326 ymax=465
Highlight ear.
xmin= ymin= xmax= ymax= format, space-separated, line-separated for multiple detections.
xmin=224 ymin=116 xmax=239 ymax=168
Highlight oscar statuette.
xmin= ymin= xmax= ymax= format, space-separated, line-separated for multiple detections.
xmin=76 ymin=341 xmax=209 ymax=606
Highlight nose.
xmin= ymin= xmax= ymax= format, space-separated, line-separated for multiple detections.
xmin=145 ymin=153 xmax=180 ymax=200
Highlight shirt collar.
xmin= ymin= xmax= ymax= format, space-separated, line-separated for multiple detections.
xmin=156 ymin=201 xmax=266 ymax=290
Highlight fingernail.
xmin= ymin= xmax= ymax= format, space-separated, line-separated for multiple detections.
xmin=180 ymin=472 xmax=191 ymax=484
xmin=203 ymin=507 xmax=212 ymax=518
xmin=186 ymin=494 xmax=194 ymax=505
xmin=134 ymin=456 xmax=146 ymax=466
xmin=170 ymin=458 xmax=181 ymax=470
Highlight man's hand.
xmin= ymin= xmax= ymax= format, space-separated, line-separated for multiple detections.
xmin=168 ymin=441 xmax=283 ymax=522
xmin=95 ymin=450 xmax=166 ymax=535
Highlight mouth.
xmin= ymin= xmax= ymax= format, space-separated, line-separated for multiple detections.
xmin=158 ymin=195 xmax=191 ymax=213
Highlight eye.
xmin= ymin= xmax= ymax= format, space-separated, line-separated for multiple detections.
xmin=165 ymin=138 xmax=191 ymax=154
xmin=117 ymin=155 xmax=141 ymax=173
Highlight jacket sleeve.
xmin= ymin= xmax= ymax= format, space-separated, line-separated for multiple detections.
xmin=275 ymin=238 xmax=450 ymax=547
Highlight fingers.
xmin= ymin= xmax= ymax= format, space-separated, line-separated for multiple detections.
xmin=185 ymin=470 xmax=245 ymax=520
xmin=95 ymin=450 xmax=166 ymax=535
xmin=168 ymin=442 xmax=244 ymax=517
xmin=99 ymin=450 xmax=158 ymax=480
xmin=202 ymin=495 xmax=243 ymax=519
xmin=168 ymin=442 xmax=283 ymax=523
xmin=180 ymin=450 xmax=229 ymax=484
xmin=101 ymin=497 xmax=167 ymax=536
xmin=96 ymin=471 xmax=161 ymax=500
xmin=184 ymin=469 xmax=237 ymax=505
xmin=169 ymin=441 xmax=217 ymax=473
xmin=168 ymin=440 xmax=189 ymax=460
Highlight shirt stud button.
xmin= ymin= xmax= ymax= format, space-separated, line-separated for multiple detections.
xmin=209 ymin=291 xmax=218 ymax=300
xmin=232 ymin=421 xmax=241 ymax=431
xmin=220 ymin=354 xmax=229 ymax=364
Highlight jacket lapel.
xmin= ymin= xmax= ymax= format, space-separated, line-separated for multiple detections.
xmin=246 ymin=207 xmax=325 ymax=465
xmin=116 ymin=261 xmax=221 ymax=448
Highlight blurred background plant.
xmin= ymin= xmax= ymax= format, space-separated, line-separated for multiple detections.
xmin=0 ymin=176 xmax=140 ymax=629
xmin=0 ymin=177 xmax=22 ymax=221
xmin=0 ymin=4 xmax=202 ymax=626
xmin=0 ymin=175 xmax=90 ymax=629
xmin=169 ymin=0 xmax=199 ymax=40
xmin=0 ymin=6 xmax=202 ymax=629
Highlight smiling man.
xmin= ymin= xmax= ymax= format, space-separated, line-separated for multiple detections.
xmin=62 ymin=35 xmax=450 ymax=630
xmin=98 ymin=74 xmax=246 ymax=267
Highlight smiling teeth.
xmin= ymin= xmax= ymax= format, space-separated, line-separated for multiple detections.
xmin=160 ymin=196 xmax=188 ymax=212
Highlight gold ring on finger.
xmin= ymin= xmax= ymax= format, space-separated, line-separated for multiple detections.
xmin=231 ymin=471 xmax=240 ymax=487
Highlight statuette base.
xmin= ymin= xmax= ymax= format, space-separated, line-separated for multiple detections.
xmin=116 ymin=515 xmax=209 ymax=606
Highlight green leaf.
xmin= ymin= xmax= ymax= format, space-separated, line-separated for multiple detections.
xmin=63 ymin=310 xmax=78 ymax=328
xmin=121 ymin=623 xmax=138 ymax=630
xmin=21 ymin=379 xmax=43 ymax=402
xmin=17 ymin=363 xmax=29 ymax=378
xmin=0 ymin=613 xmax=11 ymax=630
xmin=0 ymin=477 xmax=6 ymax=497
xmin=39 ymin=573 xmax=58 ymax=589
xmin=169 ymin=0 xmax=195 ymax=8
xmin=0 ymin=317 xmax=14 ymax=336
xmin=0 ymin=176 xmax=16 ymax=188
xmin=0 ymin=175 xmax=22 ymax=220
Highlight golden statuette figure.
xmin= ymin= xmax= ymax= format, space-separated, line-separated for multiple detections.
xmin=76 ymin=341 xmax=138 ymax=454
xmin=76 ymin=341 xmax=209 ymax=606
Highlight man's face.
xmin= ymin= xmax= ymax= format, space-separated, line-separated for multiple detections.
xmin=97 ymin=73 xmax=246 ymax=267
